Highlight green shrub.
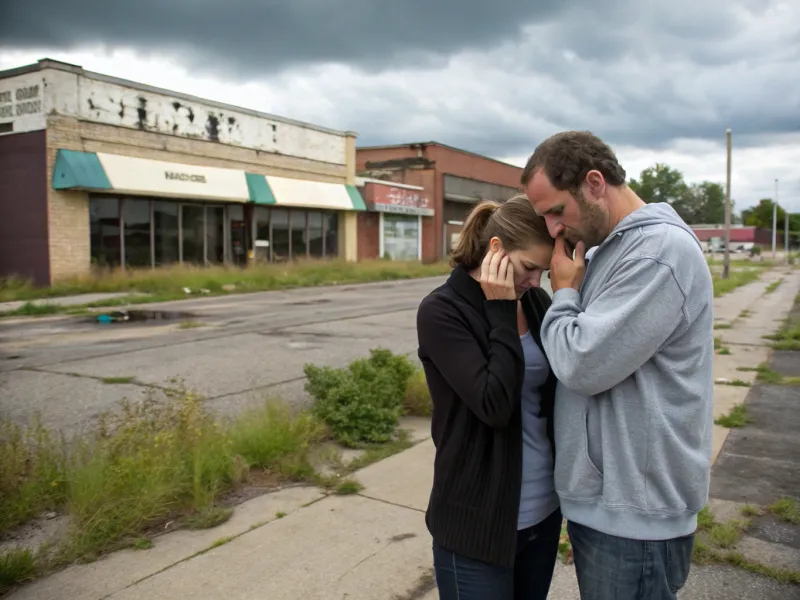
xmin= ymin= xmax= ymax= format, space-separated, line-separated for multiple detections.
xmin=304 ymin=349 xmax=416 ymax=447
xmin=403 ymin=369 xmax=432 ymax=417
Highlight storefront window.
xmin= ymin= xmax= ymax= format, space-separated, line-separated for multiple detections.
xmin=228 ymin=205 xmax=247 ymax=266
xmin=90 ymin=196 xmax=121 ymax=268
xmin=182 ymin=205 xmax=205 ymax=265
xmin=290 ymin=210 xmax=308 ymax=259
xmin=271 ymin=209 xmax=290 ymax=262
xmin=122 ymin=199 xmax=152 ymax=268
xmin=383 ymin=214 xmax=419 ymax=261
xmin=206 ymin=206 xmax=225 ymax=264
xmin=324 ymin=213 xmax=338 ymax=258
xmin=153 ymin=201 xmax=179 ymax=266
xmin=308 ymin=212 xmax=324 ymax=258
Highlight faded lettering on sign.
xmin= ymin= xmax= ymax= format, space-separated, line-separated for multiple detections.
xmin=165 ymin=171 xmax=207 ymax=183
xmin=0 ymin=84 xmax=42 ymax=120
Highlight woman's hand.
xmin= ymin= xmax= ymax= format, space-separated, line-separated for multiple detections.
xmin=479 ymin=249 xmax=516 ymax=300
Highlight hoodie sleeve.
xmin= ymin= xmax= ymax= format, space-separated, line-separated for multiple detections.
xmin=541 ymin=257 xmax=686 ymax=396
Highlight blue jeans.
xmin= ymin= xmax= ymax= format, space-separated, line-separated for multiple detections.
xmin=433 ymin=509 xmax=561 ymax=600
xmin=568 ymin=521 xmax=694 ymax=600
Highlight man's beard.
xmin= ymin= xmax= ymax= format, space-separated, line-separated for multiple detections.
xmin=572 ymin=192 xmax=608 ymax=248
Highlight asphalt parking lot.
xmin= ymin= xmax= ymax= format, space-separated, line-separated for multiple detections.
xmin=1 ymin=276 xmax=480 ymax=435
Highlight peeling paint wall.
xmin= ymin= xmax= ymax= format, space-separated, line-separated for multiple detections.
xmin=0 ymin=73 xmax=47 ymax=135
xmin=5 ymin=67 xmax=347 ymax=165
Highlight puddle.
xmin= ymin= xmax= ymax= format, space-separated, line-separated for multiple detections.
xmin=90 ymin=309 xmax=198 ymax=324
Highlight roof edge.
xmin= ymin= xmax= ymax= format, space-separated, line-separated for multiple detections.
xmin=0 ymin=58 xmax=352 ymax=139
xmin=356 ymin=141 xmax=523 ymax=170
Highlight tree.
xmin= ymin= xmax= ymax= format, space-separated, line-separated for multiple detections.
xmin=628 ymin=164 xmax=728 ymax=224
xmin=674 ymin=182 xmax=726 ymax=224
xmin=742 ymin=199 xmax=786 ymax=229
xmin=628 ymin=163 xmax=688 ymax=205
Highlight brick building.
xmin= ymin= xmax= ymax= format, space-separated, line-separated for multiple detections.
xmin=356 ymin=142 xmax=523 ymax=262
xmin=0 ymin=59 xmax=364 ymax=286
xmin=691 ymin=225 xmax=773 ymax=251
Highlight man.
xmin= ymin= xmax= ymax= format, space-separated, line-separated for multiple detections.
xmin=522 ymin=131 xmax=714 ymax=600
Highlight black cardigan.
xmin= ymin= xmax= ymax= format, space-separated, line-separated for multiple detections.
xmin=416 ymin=264 xmax=557 ymax=568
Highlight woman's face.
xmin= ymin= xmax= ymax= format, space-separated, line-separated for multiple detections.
xmin=490 ymin=239 xmax=553 ymax=297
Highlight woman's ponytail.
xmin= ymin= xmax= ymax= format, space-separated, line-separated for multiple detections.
xmin=449 ymin=200 xmax=500 ymax=270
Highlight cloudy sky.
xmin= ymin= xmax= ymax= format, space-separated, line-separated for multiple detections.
xmin=2 ymin=0 xmax=799 ymax=212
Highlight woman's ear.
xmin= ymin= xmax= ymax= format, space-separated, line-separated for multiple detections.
xmin=489 ymin=236 xmax=503 ymax=252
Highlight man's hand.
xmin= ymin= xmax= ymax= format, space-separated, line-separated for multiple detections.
xmin=550 ymin=236 xmax=586 ymax=292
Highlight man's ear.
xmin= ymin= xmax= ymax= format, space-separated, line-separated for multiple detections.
xmin=489 ymin=236 xmax=503 ymax=252
xmin=585 ymin=170 xmax=606 ymax=200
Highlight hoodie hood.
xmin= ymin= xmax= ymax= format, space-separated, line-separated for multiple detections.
xmin=608 ymin=202 xmax=701 ymax=250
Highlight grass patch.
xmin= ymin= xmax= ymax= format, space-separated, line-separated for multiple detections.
xmin=713 ymin=269 xmax=762 ymax=298
xmin=275 ymin=511 xmax=286 ymax=519
xmin=714 ymin=322 xmax=733 ymax=330
xmin=403 ymin=369 xmax=432 ymax=417
xmin=183 ymin=506 xmax=233 ymax=530
xmin=101 ymin=376 xmax=135 ymax=385
xmin=228 ymin=400 xmax=325 ymax=480
xmin=0 ymin=260 xmax=452 ymax=304
xmin=749 ymin=363 xmax=800 ymax=386
xmin=131 ymin=538 xmax=153 ymax=550
xmin=764 ymin=322 xmax=800 ymax=351
xmin=0 ymin=302 xmax=62 ymax=318
xmin=720 ymin=379 xmax=750 ymax=387
xmin=333 ymin=478 xmax=364 ymax=495
xmin=304 ymin=348 xmax=416 ymax=447
xmin=768 ymin=497 xmax=800 ymax=525
xmin=346 ymin=430 xmax=414 ymax=472
xmin=765 ymin=279 xmax=784 ymax=294
xmin=718 ymin=347 xmax=732 ymax=356
xmin=741 ymin=504 xmax=762 ymax=517
xmin=714 ymin=337 xmax=723 ymax=350
xmin=178 ymin=320 xmax=205 ymax=329
xmin=0 ymin=418 xmax=68 ymax=534
xmin=1 ymin=387 xmax=327 ymax=564
xmin=708 ymin=519 xmax=748 ymax=549
xmin=714 ymin=404 xmax=753 ymax=428
xmin=209 ymin=535 xmax=235 ymax=550
xmin=0 ymin=548 xmax=38 ymax=592
xmin=693 ymin=506 xmax=800 ymax=584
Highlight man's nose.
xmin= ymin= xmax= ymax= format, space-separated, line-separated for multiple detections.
xmin=545 ymin=216 xmax=563 ymax=238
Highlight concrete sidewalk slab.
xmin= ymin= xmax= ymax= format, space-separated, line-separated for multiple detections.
xmin=0 ymin=293 xmax=141 ymax=313
xmin=108 ymin=494 xmax=433 ymax=600
xmin=8 ymin=487 xmax=324 ymax=600
xmin=357 ymin=439 xmax=434 ymax=512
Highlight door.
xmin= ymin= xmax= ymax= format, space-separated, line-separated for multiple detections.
xmin=206 ymin=206 xmax=225 ymax=264
xmin=181 ymin=205 xmax=205 ymax=265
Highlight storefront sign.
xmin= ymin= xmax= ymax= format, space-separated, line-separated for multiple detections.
xmin=372 ymin=203 xmax=434 ymax=216
xmin=368 ymin=183 xmax=433 ymax=216
xmin=97 ymin=153 xmax=249 ymax=202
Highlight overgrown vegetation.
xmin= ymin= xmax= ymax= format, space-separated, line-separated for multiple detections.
xmin=1 ymin=349 xmax=431 ymax=585
xmin=304 ymin=348 xmax=417 ymax=447
xmin=714 ymin=404 xmax=753 ymax=428
xmin=0 ymin=260 xmax=451 ymax=307
xmin=763 ymin=294 xmax=800 ymax=351
xmin=693 ymin=505 xmax=800 ymax=584
xmin=765 ymin=279 xmax=784 ymax=294
xmin=768 ymin=497 xmax=800 ymax=525
xmin=0 ymin=548 xmax=38 ymax=593
xmin=712 ymin=269 xmax=762 ymax=298
xmin=737 ymin=363 xmax=800 ymax=386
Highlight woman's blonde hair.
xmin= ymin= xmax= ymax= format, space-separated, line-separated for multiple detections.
xmin=450 ymin=194 xmax=552 ymax=270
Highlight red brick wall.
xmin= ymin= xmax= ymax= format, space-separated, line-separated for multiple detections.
xmin=357 ymin=212 xmax=380 ymax=260
xmin=357 ymin=144 xmax=522 ymax=260
xmin=0 ymin=130 xmax=50 ymax=285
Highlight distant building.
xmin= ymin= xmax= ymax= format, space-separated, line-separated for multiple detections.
xmin=0 ymin=59 xmax=364 ymax=286
xmin=691 ymin=224 xmax=773 ymax=251
xmin=357 ymin=142 xmax=522 ymax=262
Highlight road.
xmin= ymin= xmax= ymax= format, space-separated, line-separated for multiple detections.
xmin=2 ymin=274 xmax=554 ymax=435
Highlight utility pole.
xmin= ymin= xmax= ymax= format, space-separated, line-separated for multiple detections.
xmin=723 ymin=129 xmax=731 ymax=279
xmin=772 ymin=178 xmax=778 ymax=259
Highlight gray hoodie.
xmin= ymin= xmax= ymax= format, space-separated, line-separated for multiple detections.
xmin=542 ymin=202 xmax=714 ymax=540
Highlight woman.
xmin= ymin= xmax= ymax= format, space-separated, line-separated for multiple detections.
xmin=416 ymin=194 xmax=560 ymax=600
